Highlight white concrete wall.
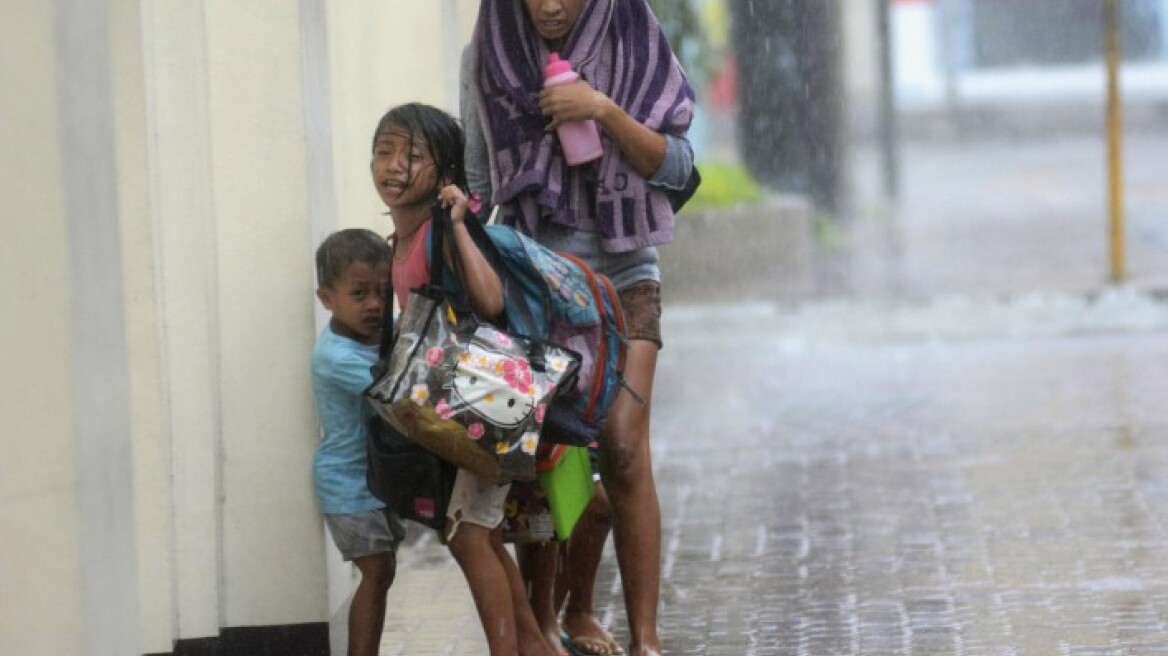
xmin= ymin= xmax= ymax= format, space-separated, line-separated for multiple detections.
xmin=0 ymin=2 xmax=84 ymax=654
xmin=325 ymin=0 xmax=479 ymax=236
xmin=0 ymin=1 xmax=473 ymax=654
xmin=114 ymin=0 xmax=174 ymax=649
xmin=203 ymin=0 xmax=325 ymax=628
xmin=60 ymin=4 xmax=144 ymax=654
xmin=143 ymin=1 xmax=227 ymax=645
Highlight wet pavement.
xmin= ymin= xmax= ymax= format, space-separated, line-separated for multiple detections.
xmin=371 ymin=128 xmax=1168 ymax=655
xmin=378 ymin=305 xmax=1168 ymax=656
xmin=652 ymin=307 xmax=1168 ymax=656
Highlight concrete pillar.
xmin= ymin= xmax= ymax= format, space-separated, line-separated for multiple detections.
xmin=202 ymin=0 xmax=325 ymax=628
xmin=111 ymin=0 xmax=175 ymax=650
xmin=142 ymin=0 xmax=331 ymax=646
xmin=326 ymin=0 xmax=475 ymax=236
xmin=0 ymin=2 xmax=469 ymax=653
xmin=0 ymin=1 xmax=85 ymax=654
xmin=293 ymin=4 xmax=354 ymax=639
xmin=54 ymin=0 xmax=146 ymax=652
xmin=142 ymin=0 xmax=226 ymax=642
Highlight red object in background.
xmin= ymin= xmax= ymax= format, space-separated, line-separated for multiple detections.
xmin=707 ymin=55 xmax=738 ymax=109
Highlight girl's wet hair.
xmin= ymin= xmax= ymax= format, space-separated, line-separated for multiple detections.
xmin=371 ymin=102 xmax=468 ymax=193
xmin=315 ymin=228 xmax=390 ymax=289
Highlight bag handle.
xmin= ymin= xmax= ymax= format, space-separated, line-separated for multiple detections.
xmin=377 ymin=204 xmax=488 ymax=367
xmin=375 ymin=235 xmax=399 ymax=365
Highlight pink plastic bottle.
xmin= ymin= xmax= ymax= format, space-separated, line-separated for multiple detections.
xmin=543 ymin=53 xmax=604 ymax=166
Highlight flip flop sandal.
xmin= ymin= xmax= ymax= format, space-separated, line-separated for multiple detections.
xmin=562 ymin=630 xmax=623 ymax=656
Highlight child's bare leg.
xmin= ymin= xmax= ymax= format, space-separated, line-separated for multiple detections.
xmin=560 ymin=487 xmax=621 ymax=655
xmin=492 ymin=529 xmax=559 ymax=656
xmin=449 ymin=523 xmax=522 ymax=656
xmin=516 ymin=539 xmax=564 ymax=652
xmin=350 ymin=552 xmax=397 ymax=656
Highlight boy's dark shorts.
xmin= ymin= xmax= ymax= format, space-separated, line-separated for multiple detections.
xmin=617 ymin=280 xmax=663 ymax=349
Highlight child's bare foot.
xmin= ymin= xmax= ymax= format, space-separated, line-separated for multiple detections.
xmin=561 ymin=613 xmax=622 ymax=656
xmin=517 ymin=618 xmax=562 ymax=656
xmin=518 ymin=634 xmax=563 ymax=656
xmin=544 ymin=626 xmax=565 ymax=654
xmin=517 ymin=615 xmax=562 ymax=656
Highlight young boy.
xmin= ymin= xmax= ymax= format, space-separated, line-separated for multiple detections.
xmin=312 ymin=228 xmax=405 ymax=656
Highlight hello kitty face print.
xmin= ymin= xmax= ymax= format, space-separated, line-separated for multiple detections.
xmin=448 ymin=339 xmax=540 ymax=429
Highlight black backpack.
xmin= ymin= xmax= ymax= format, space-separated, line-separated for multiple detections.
xmin=363 ymin=227 xmax=456 ymax=537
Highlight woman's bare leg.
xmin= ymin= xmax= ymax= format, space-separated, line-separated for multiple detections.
xmin=599 ymin=340 xmax=661 ymax=656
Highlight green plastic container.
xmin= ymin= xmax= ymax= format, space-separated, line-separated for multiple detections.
xmin=537 ymin=444 xmax=596 ymax=540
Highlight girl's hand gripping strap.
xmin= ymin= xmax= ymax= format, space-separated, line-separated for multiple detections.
xmin=431 ymin=208 xmax=540 ymax=337
xmin=457 ymin=214 xmax=541 ymax=339
xmin=427 ymin=204 xmax=477 ymax=324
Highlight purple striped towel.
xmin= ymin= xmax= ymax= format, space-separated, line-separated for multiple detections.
xmin=472 ymin=0 xmax=695 ymax=253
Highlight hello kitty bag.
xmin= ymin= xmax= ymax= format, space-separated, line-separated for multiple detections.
xmin=365 ymin=208 xmax=580 ymax=483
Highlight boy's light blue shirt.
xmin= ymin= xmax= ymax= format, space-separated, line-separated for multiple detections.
xmin=311 ymin=324 xmax=384 ymax=514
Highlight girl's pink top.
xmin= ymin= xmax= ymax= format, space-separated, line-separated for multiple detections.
xmin=391 ymin=221 xmax=431 ymax=310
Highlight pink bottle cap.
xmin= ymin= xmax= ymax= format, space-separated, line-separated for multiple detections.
xmin=544 ymin=53 xmax=574 ymax=78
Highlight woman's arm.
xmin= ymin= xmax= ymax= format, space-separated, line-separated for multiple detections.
xmin=460 ymin=46 xmax=494 ymax=208
xmin=539 ymin=81 xmax=667 ymax=179
xmin=438 ymin=185 xmax=504 ymax=320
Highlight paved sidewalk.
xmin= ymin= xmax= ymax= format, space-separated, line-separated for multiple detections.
xmin=375 ymin=298 xmax=1168 ymax=656
xmin=653 ymin=309 xmax=1168 ymax=656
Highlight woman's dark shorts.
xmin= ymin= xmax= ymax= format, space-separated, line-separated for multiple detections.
xmin=617 ymin=280 xmax=662 ymax=349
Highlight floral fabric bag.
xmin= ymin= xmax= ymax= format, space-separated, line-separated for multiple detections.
xmin=365 ymin=208 xmax=580 ymax=483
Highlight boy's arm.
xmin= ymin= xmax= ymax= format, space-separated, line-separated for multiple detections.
xmin=316 ymin=350 xmax=376 ymax=396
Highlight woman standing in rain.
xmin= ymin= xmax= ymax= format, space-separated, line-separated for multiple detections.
xmin=461 ymin=1 xmax=696 ymax=654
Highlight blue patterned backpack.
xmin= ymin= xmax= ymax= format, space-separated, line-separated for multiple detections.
xmin=457 ymin=221 xmax=637 ymax=447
